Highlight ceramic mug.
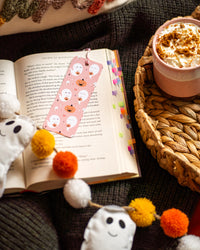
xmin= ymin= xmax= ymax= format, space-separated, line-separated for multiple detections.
xmin=152 ymin=17 xmax=200 ymax=98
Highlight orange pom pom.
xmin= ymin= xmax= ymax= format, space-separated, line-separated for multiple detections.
xmin=160 ymin=208 xmax=189 ymax=238
xmin=53 ymin=151 xmax=78 ymax=178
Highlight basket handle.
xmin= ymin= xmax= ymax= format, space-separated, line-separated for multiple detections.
xmin=191 ymin=5 xmax=200 ymax=20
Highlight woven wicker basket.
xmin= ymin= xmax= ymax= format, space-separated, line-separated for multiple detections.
xmin=134 ymin=6 xmax=200 ymax=193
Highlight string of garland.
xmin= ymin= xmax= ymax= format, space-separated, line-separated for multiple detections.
xmin=63 ymin=179 xmax=190 ymax=242
xmin=31 ymin=128 xmax=78 ymax=179
xmin=1 ymin=93 xmax=192 ymax=247
xmin=31 ymin=128 xmax=190 ymax=240
xmin=87 ymin=198 xmax=189 ymax=238
xmin=0 ymin=96 xmax=193 ymax=248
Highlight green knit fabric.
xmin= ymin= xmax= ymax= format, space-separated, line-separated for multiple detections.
xmin=0 ymin=0 xmax=200 ymax=249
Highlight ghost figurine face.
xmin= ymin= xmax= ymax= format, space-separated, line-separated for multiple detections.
xmin=0 ymin=115 xmax=35 ymax=197
xmin=81 ymin=205 xmax=136 ymax=250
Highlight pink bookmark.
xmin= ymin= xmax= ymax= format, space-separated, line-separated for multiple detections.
xmin=43 ymin=55 xmax=103 ymax=137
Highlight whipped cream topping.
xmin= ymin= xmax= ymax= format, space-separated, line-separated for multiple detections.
xmin=156 ymin=22 xmax=200 ymax=68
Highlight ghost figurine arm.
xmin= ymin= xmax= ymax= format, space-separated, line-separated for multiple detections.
xmin=0 ymin=94 xmax=20 ymax=119
xmin=81 ymin=227 xmax=90 ymax=250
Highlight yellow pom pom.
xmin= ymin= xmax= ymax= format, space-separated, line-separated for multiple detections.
xmin=128 ymin=198 xmax=156 ymax=227
xmin=31 ymin=129 xmax=55 ymax=159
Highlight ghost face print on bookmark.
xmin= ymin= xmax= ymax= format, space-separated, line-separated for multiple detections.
xmin=43 ymin=55 xmax=103 ymax=137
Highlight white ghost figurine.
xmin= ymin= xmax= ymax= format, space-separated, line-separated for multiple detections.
xmin=0 ymin=115 xmax=36 ymax=197
xmin=81 ymin=205 xmax=136 ymax=250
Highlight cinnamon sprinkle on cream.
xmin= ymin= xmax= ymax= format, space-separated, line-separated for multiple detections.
xmin=156 ymin=22 xmax=200 ymax=68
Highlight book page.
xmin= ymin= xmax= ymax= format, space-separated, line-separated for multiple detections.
xmin=0 ymin=60 xmax=16 ymax=95
xmin=0 ymin=60 xmax=25 ymax=192
xmin=14 ymin=49 xmax=139 ymax=190
xmin=105 ymin=50 xmax=140 ymax=176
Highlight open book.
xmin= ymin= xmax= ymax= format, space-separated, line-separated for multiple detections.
xmin=0 ymin=48 xmax=140 ymax=195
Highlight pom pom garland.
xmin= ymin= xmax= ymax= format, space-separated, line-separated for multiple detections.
xmin=62 ymin=177 xmax=190 ymax=241
xmin=31 ymin=128 xmax=78 ymax=179
xmin=29 ymin=125 xmax=190 ymax=241
xmin=160 ymin=208 xmax=189 ymax=238
xmin=1 ymin=93 xmax=191 ymax=244
xmin=176 ymin=235 xmax=200 ymax=250
xmin=127 ymin=199 xmax=189 ymax=239
xmin=128 ymin=198 xmax=156 ymax=227
xmin=63 ymin=179 xmax=91 ymax=208
xmin=31 ymin=129 xmax=55 ymax=159
xmin=53 ymin=151 xmax=78 ymax=178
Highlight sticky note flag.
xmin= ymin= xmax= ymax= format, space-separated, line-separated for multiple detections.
xmin=119 ymin=132 xmax=123 ymax=138
xmin=120 ymin=107 xmax=127 ymax=116
xmin=113 ymin=79 xmax=118 ymax=85
xmin=118 ymin=101 xmax=124 ymax=108
xmin=128 ymin=139 xmax=136 ymax=145
xmin=128 ymin=146 xmax=134 ymax=155
xmin=117 ymin=78 xmax=121 ymax=84
xmin=118 ymin=67 xmax=122 ymax=71
xmin=126 ymin=123 xmax=132 ymax=129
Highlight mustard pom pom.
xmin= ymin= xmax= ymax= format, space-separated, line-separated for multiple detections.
xmin=160 ymin=208 xmax=189 ymax=238
xmin=31 ymin=129 xmax=55 ymax=159
xmin=128 ymin=198 xmax=156 ymax=227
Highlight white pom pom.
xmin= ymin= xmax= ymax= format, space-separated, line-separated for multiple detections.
xmin=177 ymin=235 xmax=200 ymax=250
xmin=63 ymin=179 xmax=91 ymax=208
xmin=0 ymin=94 xmax=20 ymax=119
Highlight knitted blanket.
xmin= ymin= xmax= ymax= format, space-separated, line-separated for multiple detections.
xmin=0 ymin=0 xmax=199 ymax=249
